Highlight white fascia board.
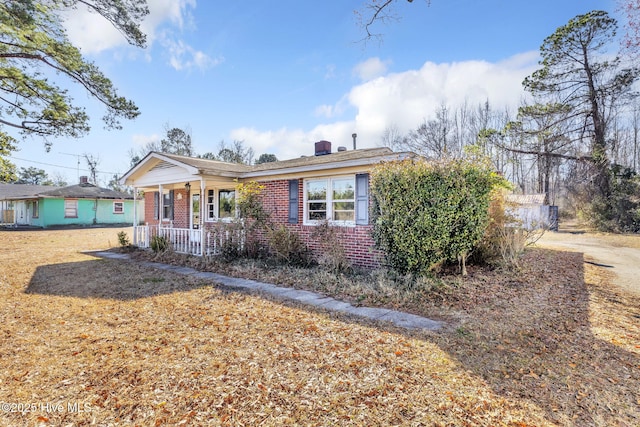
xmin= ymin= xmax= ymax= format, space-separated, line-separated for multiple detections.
xmin=120 ymin=152 xmax=200 ymax=185
xmin=241 ymin=153 xmax=413 ymax=179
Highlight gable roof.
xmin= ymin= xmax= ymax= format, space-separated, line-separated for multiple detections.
xmin=0 ymin=183 xmax=133 ymax=200
xmin=121 ymin=147 xmax=415 ymax=185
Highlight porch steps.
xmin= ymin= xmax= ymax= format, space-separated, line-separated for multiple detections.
xmin=92 ymin=251 xmax=443 ymax=332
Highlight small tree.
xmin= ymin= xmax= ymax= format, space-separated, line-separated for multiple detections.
xmin=370 ymin=158 xmax=505 ymax=275
xmin=255 ymin=153 xmax=278 ymax=165
xmin=160 ymin=125 xmax=193 ymax=156
xmin=16 ymin=166 xmax=50 ymax=185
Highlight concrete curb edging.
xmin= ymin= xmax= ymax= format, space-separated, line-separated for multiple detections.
xmin=92 ymin=251 xmax=443 ymax=332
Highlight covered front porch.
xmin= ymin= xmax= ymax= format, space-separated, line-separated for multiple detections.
xmin=122 ymin=152 xmax=248 ymax=256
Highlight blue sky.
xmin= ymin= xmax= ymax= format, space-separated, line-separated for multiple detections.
xmin=9 ymin=0 xmax=614 ymax=185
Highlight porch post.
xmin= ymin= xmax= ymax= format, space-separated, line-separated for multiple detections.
xmin=132 ymin=187 xmax=138 ymax=245
xmin=158 ymin=184 xmax=163 ymax=226
xmin=200 ymin=178 xmax=205 ymax=256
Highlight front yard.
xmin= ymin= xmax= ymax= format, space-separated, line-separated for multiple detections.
xmin=0 ymin=228 xmax=638 ymax=426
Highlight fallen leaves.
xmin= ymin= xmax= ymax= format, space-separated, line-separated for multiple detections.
xmin=1 ymin=228 xmax=639 ymax=426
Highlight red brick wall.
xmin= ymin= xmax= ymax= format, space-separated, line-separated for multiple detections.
xmin=143 ymin=189 xmax=189 ymax=228
xmin=143 ymin=191 xmax=158 ymax=225
xmin=258 ymin=179 xmax=383 ymax=269
xmin=141 ymin=180 xmax=384 ymax=268
xmin=173 ymin=189 xmax=189 ymax=228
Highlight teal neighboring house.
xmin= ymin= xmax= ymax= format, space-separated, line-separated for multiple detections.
xmin=0 ymin=177 xmax=142 ymax=227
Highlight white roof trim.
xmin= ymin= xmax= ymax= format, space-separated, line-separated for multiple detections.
xmin=120 ymin=152 xmax=200 ymax=185
xmin=241 ymin=152 xmax=413 ymax=179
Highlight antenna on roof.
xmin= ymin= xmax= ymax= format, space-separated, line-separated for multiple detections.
xmin=59 ymin=152 xmax=81 ymax=181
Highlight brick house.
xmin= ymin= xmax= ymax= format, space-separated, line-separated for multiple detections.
xmin=120 ymin=142 xmax=413 ymax=268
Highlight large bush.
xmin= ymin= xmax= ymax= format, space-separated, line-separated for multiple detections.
xmin=370 ymin=158 xmax=506 ymax=275
xmin=588 ymin=165 xmax=640 ymax=233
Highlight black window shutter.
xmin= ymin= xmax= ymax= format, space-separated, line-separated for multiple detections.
xmin=355 ymin=174 xmax=369 ymax=225
xmin=153 ymin=192 xmax=159 ymax=220
xmin=169 ymin=190 xmax=174 ymax=220
xmin=288 ymin=179 xmax=299 ymax=224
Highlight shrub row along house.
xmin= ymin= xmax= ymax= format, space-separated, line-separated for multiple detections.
xmin=0 ymin=177 xmax=138 ymax=227
xmin=121 ymin=141 xmax=413 ymax=268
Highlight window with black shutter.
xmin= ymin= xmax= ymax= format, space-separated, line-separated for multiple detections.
xmin=153 ymin=192 xmax=159 ymax=220
xmin=355 ymin=173 xmax=369 ymax=225
xmin=288 ymin=179 xmax=299 ymax=224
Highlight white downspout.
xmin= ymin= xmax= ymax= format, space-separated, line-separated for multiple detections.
xmin=132 ymin=187 xmax=138 ymax=245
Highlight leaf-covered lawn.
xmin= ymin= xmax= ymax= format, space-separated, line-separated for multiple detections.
xmin=1 ymin=228 xmax=638 ymax=426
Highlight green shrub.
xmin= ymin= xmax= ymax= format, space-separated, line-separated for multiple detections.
xmin=117 ymin=231 xmax=130 ymax=248
xmin=267 ymin=225 xmax=312 ymax=266
xmin=150 ymin=235 xmax=169 ymax=253
xmin=370 ymin=158 xmax=506 ymax=275
xmin=588 ymin=165 xmax=640 ymax=232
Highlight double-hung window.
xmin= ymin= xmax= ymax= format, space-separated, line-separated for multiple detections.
xmin=64 ymin=199 xmax=78 ymax=218
xmin=113 ymin=201 xmax=124 ymax=214
xmin=304 ymin=176 xmax=355 ymax=224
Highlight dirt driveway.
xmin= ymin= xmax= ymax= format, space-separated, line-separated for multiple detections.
xmin=537 ymin=225 xmax=640 ymax=296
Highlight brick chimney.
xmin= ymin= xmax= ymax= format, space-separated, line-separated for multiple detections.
xmin=79 ymin=176 xmax=89 ymax=185
xmin=314 ymin=140 xmax=331 ymax=156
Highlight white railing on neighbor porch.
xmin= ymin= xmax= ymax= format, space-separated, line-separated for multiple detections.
xmin=133 ymin=223 xmax=244 ymax=257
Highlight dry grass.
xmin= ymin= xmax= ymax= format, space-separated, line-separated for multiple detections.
xmin=1 ymin=228 xmax=639 ymax=426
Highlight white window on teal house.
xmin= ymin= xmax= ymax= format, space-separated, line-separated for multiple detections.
xmin=32 ymin=200 xmax=39 ymax=218
xmin=113 ymin=201 xmax=124 ymax=214
xmin=64 ymin=199 xmax=78 ymax=218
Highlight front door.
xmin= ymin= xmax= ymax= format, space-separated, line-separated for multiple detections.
xmin=16 ymin=201 xmax=28 ymax=225
xmin=191 ymin=193 xmax=200 ymax=229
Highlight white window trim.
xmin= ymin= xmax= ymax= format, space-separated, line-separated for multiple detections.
xmin=204 ymin=188 xmax=237 ymax=223
xmin=64 ymin=199 xmax=78 ymax=218
xmin=303 ymin=175 xmax=356 ymax=226
xmin=162 ymin=189 xmax=172 ymax=220
xmin=113 ymin=201 xmax=124 ymax=214
xmin=205 ymin=189 xmax=216 ymax=222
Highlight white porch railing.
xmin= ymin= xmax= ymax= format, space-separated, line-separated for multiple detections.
xmin=133 ymin=223 xmax=244 ymax=257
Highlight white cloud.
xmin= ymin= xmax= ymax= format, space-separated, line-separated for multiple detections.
xmin=230 ymin=53 xmax=539 ymax=160
xmin=61 ymin=0 xmax=218 ymax=72
xmin=314 ymin=94 xmax=350 ymax=119
xmin=348 ymin=52 xmax=539 ymax=139
xmin=353 ymin=57 xmax=391 ymax=81
xmin=161 ymin=35 xmax=224 ymax=71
